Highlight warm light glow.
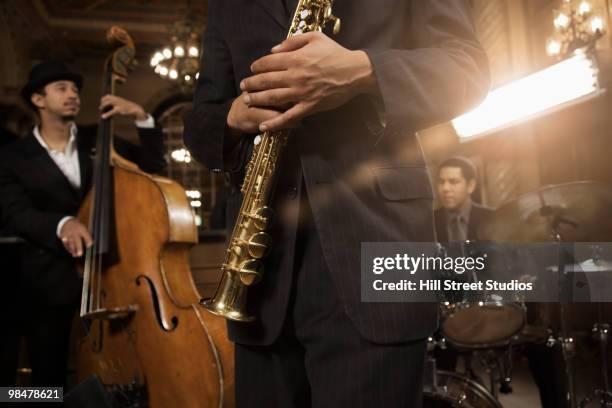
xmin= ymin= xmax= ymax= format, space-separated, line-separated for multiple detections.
xmin=186 ymin=190 xmax=201 ymax=199
xmin=150 ymin=53 xmax=163 ymax=67
xmin=547 ymin=39 xmax=562 ymax=56
xmin=190 ymin=200 xmax=202 ymax=208
xmin=159 ymin=66 xmax=169 ymax=76
xmin=591 ymin=16 xmax=604 ymax=32
xmin=579 ymin=1 xmax=591 ymax=15
xmin=195 ymin=72 xmax=200 ymax=79
xmin=150 ymin=16 xmax=202 ymax=88
xmin=171 ymin=148 xmax=192 ymax=163
xmin=452 ymin=53 xmax=600 ymax=140
xmin=554 ymin=12 xmax=570 ymax=29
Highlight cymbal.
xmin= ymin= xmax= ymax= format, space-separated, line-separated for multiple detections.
xmin=478 ymin=182 xmax=612 ymax=242
xmin=546 ymin=258 xmax=612 ymax=273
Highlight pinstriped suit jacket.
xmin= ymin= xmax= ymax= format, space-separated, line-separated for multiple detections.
xmin=184 ymin=0 xmax=490 ymax=345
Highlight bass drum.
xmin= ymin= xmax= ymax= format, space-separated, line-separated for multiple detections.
xmin=440 ymin=300 xmax=525 ymax=348
xmin=423 ymin=371 xmax=502 ymax=408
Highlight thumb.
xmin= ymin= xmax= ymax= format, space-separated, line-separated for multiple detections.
xmin=271 ymin=32 xmax=315 ymax=53
xmin=81 ymin=229 xmax=93 ymax=247
xmin=101 ymin=106 xmax=119 ymax=119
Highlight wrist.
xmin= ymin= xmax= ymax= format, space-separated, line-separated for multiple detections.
xmin=349 ymin=50 xmax=378 ymax=96
xmin=134 ymin=109 xmax=148 ymax=121
xmin=225 ymin=98 xmax=244 ymax=148
xmin=226 ymin=99 xmax=237 ymax=130
xmin=57 ymin=216 xmax=74 ymax=238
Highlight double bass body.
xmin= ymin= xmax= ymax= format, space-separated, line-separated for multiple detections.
xmin=77 ymin=162 xmax=234 ymax=407
xmin=76 ymin=27 xmax=233 ymax=408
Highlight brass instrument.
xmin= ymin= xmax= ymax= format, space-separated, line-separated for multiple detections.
xmin=202 ymin=0 xmax=341 ymax=321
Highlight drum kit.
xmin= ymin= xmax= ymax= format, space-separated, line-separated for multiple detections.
xmin=424 ymin=182 xmax=612 ymax=408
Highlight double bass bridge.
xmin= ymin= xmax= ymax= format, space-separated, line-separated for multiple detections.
xmin=82 ymin=305 xmax=139 ymax=321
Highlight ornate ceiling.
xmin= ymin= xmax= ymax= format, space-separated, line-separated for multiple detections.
xmin=2 ymin=0 xmax=207 ymax=59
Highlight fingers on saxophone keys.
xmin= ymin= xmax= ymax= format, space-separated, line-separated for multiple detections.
xmin=244 ymin=89 xmax=294 ymax=108
xmin=260 ymin=104 xmax=305 ymax=132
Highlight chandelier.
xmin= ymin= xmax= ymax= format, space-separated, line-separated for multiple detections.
xmin=547 ymin=0 xmax=605 ymax=58
xmin=151 ymin=14 xmax=202 ymax=91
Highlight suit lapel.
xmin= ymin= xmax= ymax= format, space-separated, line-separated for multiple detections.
xmin=436 ymin=210 xmax=449 ymax=242
xmin=22 ymin=132 xmax=80 ymax=200
xmin=255 ymin=0 xmax=292 ymax=30
xmin=468 ymin=204 xmax=483 ymax=240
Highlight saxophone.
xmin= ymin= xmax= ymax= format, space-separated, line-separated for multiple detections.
xmin=202 ymin=0 xmax=341 ymax=322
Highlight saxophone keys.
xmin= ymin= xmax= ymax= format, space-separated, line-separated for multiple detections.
xmin=231 ymin=245 xmax=243 ymax=256
xmin=251 ymin=206 xmax=274 ymax=230
xmin=324 ymin=6 xmax=332 ymax=19
xmin=238 ymin=259 xmax=264 ymax=286
xmin=247 ymin=232 xmax=272 ymax=259
xmin=332 ymin=17 xmax=341 ymax=35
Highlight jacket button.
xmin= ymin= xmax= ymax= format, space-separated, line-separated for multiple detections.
xmin=287 ymin=187 xmax=298 ymax=200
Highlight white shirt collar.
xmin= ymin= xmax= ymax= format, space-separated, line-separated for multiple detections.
xmin=33 ymin=123 xmax=77 ymax=154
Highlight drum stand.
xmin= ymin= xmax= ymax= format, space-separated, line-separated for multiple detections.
xmin=546 ymin=327 xmax=577 ymax=408
xmin=579 ymin=303 xmax=612 ymax=408
xmin=546 ymin=229 xmax=578 ymax=408
xmin=549 ymin=238 xmax=612 ymax=408
xmin=469 ymin=347 xmax=514 ymax=399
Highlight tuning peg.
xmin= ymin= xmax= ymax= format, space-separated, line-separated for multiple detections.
xmin=129 ymin=59 xmax=139 ymax=71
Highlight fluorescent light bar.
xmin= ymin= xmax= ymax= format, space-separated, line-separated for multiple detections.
xmin=452 ymin=51 xmax=600 ymax=140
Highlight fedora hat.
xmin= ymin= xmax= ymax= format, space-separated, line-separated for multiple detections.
xmin=21 ymin=60 xmax=83 ymax=109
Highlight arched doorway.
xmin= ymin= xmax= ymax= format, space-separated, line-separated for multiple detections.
xmin=157 ymin=101 xmax=226 ymax=231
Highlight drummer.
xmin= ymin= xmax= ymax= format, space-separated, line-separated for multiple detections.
xmin=433 ymin=156 xmax=493 ymax=372
xmin=433 ymin=156 xmax=565 ymax=408
xmin=434 ymin=156 xmax=493 ymax=243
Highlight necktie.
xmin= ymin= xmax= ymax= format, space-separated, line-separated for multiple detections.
xmin=448 ymin=214 xmax=466 ymax=242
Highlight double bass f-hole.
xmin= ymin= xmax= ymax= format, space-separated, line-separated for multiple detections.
xmin=136 ymin=275 xmax=179 ymax=332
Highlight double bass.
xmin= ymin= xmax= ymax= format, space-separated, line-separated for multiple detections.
xmin=76 ymin=27 xmax=234 ymax=407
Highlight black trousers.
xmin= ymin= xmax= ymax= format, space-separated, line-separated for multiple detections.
xmin=0 ymin=304 xmax=74 ymax=387
xmin=235 ymin=197 xmax=427 ymax=407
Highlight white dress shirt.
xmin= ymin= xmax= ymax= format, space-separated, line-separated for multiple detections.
xmin=34 ymin=123 xmax=81 ymax=189
xmin=33 ymin=115 xmax=155 ymax=237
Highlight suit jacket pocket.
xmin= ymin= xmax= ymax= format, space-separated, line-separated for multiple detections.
xmin=373 ymin=166 xmax=434 ymax=201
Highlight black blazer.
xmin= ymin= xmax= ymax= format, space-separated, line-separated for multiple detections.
xmin=184 ymin=0 xmax=490 ymax=344
xmin=434 ymin=202 xmax=495 ymax=242
xmin=0 ymin=124 xmax=165 ymax=307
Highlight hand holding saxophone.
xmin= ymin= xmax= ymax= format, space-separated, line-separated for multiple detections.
xmin=240 ymin=31 xmax=378 ymax=133
xmin=226 ymin=91 xmax=282 ymax=134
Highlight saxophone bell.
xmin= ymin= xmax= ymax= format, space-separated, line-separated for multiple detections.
xmin=201 ymin=269 xmax=255 ymax=322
